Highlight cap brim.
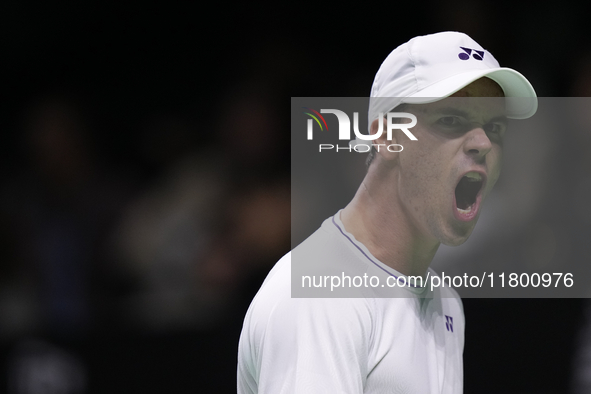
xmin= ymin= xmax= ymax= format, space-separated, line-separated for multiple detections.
xmin=404 ymin=68 xmax=538 ymax=119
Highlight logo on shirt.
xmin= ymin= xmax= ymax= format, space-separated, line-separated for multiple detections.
xmin=458 ymin=47 xmax=484 ymax=61
xmin=445 ymin=315 xmax=454 ymax=332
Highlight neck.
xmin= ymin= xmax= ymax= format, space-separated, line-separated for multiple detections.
xmin=340 ymin=168 xmax=440 ymax=278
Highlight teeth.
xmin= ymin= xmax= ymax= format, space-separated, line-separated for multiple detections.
xmin=464 ymin=172 xmax=482 ymax=182
xmin=457 ymin=206 xmax=472 ymax=213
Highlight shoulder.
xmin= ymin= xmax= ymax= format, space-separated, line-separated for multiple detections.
xmin=238 ymin=250 xmax=375 ymax=393
xmin=238 ymin=249 xmax=372 ymax=393
xmin=243 ymin=251 xmax=374 ymax=338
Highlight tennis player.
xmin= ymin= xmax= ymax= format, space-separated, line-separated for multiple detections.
xmin=238 ymin=31 xmax=537 ymax=393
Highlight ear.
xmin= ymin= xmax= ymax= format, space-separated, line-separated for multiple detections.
xmin=370 ymin=116 xmax=399 ymax=162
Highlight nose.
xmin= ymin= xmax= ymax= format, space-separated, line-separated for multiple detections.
xmin=464 ymin=126 xmax=492 ymax=160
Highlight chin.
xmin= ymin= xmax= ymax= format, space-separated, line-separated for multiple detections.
xmin=440 ymin=236 xmax=470 ymax=247
xmin=438 ymin=224 xmax=476 ymax=247
xmin=428 ymin=214 xmax=477 ymax=246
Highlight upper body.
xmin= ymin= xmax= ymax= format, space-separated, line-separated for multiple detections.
xmin=238 ymin=212 xmax=465 ymax=394
xmin=238 ymin=31 xmax=537 ymax=393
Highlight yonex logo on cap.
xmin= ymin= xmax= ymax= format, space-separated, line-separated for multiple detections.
xmin=458 ymin=47 xmax=484 ymax=61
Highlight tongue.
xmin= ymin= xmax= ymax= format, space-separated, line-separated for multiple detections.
xmin=456 ymin=178 xmax=481 ymax=210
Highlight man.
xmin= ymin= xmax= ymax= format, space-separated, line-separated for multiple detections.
xmin=238 ymin=32 xmax=537 ymax=393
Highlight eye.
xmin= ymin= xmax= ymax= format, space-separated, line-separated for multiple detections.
xmin=437 ymin=116 xmax=461 ymax=126
xmin=483 ymin=122 xmax=506 ymax=136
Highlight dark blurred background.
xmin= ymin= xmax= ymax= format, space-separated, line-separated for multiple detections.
xmin=1 ymin=1 xmax=591 ymax=393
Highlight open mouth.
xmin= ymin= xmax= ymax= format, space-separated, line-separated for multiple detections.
xmin=454 ymin=172 xmax=484 ymax=215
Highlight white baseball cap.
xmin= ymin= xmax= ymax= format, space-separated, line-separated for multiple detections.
xmin=367 ymin=31 xmax=537 ymax=133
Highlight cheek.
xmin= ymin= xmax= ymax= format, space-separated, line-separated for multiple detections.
xmin=486 ymin=149 xmax=503 ymax=190
xmin=399 ymin=150 xmax=449 ymax=208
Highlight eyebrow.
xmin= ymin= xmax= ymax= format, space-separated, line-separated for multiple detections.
xmin=431 ymin=107 xmax=508 ymax=124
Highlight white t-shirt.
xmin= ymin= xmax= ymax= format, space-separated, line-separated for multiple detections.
xmin=238 ymin=212 xmax=465 ymax=393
